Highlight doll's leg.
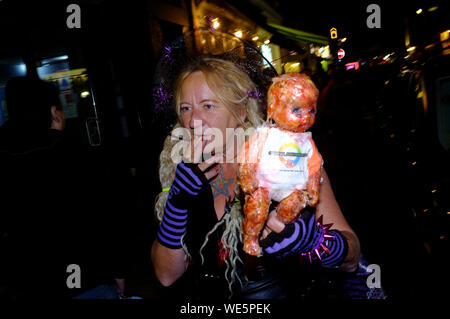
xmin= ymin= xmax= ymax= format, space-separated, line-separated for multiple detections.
xmin=276 ymin=190 xmax=307 ymax=224
xmin=243 ymin=187 xmax=271 ymax=256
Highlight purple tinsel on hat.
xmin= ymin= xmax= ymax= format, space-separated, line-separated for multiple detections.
xmin=162 ymin=45 xmax=173 ymax=63
xmin=247 ymin=89 xmax=263 ymax=99
xmin=153 ymin=86 xmax=173 ymax=112
xmin=151 ymin=28 xmax=278 ymax=129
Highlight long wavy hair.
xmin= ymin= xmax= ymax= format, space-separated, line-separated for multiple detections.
xmin=154 ymin=57 xmax=264 ymax=296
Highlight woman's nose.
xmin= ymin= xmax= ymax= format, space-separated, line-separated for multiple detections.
xmin=189 ymin=107 xmax=203 ymax=129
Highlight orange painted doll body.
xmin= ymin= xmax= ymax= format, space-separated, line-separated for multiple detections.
xmin=239 ymin=73 xmax=323 ymax=256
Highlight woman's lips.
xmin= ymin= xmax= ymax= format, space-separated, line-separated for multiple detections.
xmin=194 ymin=134 xmax=210 ymax=150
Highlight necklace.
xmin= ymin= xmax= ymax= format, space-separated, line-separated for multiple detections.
xmin=210 ymin=165 xmax=234 ymax=200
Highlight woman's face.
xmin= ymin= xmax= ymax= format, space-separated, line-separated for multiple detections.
xmin=179 ymin=71 xmax=241 ymax=153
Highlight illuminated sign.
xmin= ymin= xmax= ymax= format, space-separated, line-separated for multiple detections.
xmin=330 ymin=28 xmax=337 ymax=39
xmin=440 ymin=30 xmax=450 ymax=49
xmin=337 ymin=49 xmax=345 ymax=59
xmin=345 ymin=62 xmax=359 ymax=70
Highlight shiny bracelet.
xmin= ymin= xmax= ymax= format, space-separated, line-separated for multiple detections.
xmin=299 ymin=215 xmax=335 ymax=264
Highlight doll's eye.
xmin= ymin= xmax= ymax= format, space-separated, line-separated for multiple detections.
xmin=292 ymin=107 xmax=301 ymax=114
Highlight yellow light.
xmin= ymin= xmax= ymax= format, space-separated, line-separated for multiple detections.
xmin=431 ymin=189 xmax=437 ymax=193
xmin=80 ymin=90 xmax=90 ymax=98
xmin=416 ymin=8 xmax=422 ymax=14
xmin=428 ymin=6 xmax=438 ymax=12
xmin=412 ymin=161 xmax=417 ymax=165
xmin=252 ymin=36 xmax=259 ymax=41
xmin=440 ymin=30 xmax=450 ymax=42
xmin=340 ymin=37 xmax=347 ymax=42
xmin=264 ymin=39 xmax=270 ymax=45
xmin=212 ymin=18 xmax=220 ymax=29
xmin=234 ymin=31 xmax=243 ymax=38
xmin=407 ymin=46 xmax=416 ymax=52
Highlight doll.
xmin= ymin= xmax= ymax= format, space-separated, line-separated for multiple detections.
xmin=238 ymin=73 xmax=323 ymax=256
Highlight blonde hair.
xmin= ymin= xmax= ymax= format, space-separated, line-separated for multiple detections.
xmin=154 ymin=57 xmax=264 ymax=296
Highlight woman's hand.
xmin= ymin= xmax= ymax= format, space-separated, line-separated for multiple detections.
xmin=260 ymin=209 xmax=349 ymax=268
xmin=258 ymin=169 xmax=360 ymax=271
xmin=157 ymin=159 xmax=220 ymax=249
xmin=152 ymin=157 xmax=221 ymax=286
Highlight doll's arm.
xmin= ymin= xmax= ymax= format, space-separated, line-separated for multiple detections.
xmin=239 ymin=162 xmax=259 ymax=194
xmin=306 ymin=169 xmax=321 ymax=206
xmin=306 ymin=137 xmax=323 ymax=206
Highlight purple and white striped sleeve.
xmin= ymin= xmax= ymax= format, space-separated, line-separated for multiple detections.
xmin=157 ymin=162 xmax=207 ymax=249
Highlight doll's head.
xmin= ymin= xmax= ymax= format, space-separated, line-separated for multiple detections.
xmin=267 ymin=73 xmax=319 ymax=132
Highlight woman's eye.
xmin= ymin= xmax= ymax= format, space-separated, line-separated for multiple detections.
xmin=180 ymin=105 xmax=191 ymax=112
xmin=204 ymin=104 xmax=214 ymax=110
xmin=292 ymin=107 xmax=301 ymax=114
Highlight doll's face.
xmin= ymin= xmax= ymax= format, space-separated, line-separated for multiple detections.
xmin=267 ymin=74 xmax=318 ymax=133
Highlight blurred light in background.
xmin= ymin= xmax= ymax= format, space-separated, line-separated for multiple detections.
xmin=80 ymin=90 xmax=90 ymax=98
xmin=260 ymin=44 xmax=273 ymax=68
xmin=41 ymin=55 xmax=69 ymax=65
xmin=416 ymin=8 xmax=422 ymax=14
xmin=407 ymin=46 xmax=416 ymax=52
xmin=427 ymin=6 xmax=438 ymax=12
xmin=284 ymin=62 xmax=300 ymax=73
xmin=15 ymin=63 xmax=27 ymax=76
xmin=211 ymin=18 xmax=220 ymax=29
xmin=234 ymin=30 xmax=242 ymax=38
xmin=345 ymin=62 xmax=359 ymax=70
xmin=252 ymin=35 xmax=259 ymax=41
xmin=321 ymin=60 xmax=328 ymax=72
xmin=264 ymin=39 xmax=270 ymax=44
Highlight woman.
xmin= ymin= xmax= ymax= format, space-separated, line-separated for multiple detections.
xmin=151 ymin=57 xmax=360 ymax=299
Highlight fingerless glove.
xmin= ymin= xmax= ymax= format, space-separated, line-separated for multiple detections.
xmin=157 ymin=162 xmax=208 ymax=249
xmin=260 ymin=209 xmax=348 ymax=268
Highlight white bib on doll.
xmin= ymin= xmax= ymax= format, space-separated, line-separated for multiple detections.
xmin=255 ymin=127 xmax=319 ymax=202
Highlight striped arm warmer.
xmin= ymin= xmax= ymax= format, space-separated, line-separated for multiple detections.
xmin=157 ymin=162 xmax=207 ymax=249
xmin=261 ymin=209 xmax=348 ymax=268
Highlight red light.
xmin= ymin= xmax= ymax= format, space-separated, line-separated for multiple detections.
xmin=345 ymin=62 xmax=359 ymax=70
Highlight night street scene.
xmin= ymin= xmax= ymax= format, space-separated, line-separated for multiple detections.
xmin=0 ymin=0 xmax=448 ymax=312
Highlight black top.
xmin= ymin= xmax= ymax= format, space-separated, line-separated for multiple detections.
xmin=159 ymin=180 xmax=352 ymax=300
xmin=172 ymin=183 xmax=305 ymax=300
